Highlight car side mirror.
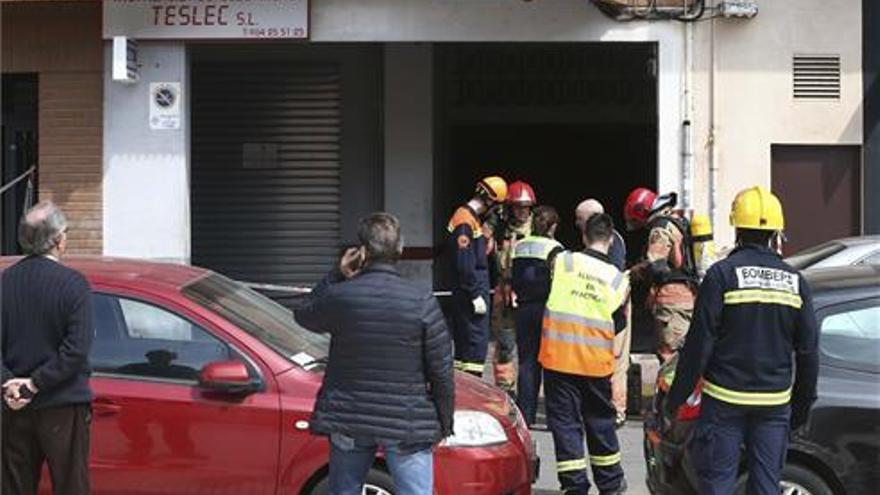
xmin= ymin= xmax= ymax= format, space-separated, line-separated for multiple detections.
xmin=198 ymin=360 xmax=260 ymax=395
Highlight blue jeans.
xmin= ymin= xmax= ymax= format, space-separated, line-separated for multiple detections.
xmin=690 ymin=395 xmax=790 ymax=495
xmin=329 ymin=434 xmax=434 ymax=495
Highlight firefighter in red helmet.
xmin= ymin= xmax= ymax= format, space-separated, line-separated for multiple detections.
xmin=488 ymin=180 xmax=536 ymax=394
xmin=624 ymin=187 xmax=699 ymax=394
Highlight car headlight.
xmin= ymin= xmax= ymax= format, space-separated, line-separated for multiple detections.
xmin=442 ymin=410 xmax=508 ymax=447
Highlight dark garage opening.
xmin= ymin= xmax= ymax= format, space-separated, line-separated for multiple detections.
xmin=434 ymin=43 xmax=659 ymax=353
xmin=435 ymin=43 xmax=658 ymax=257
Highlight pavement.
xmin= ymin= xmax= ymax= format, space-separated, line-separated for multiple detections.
xmin=531 ymin=420 xmax=650 ymax=495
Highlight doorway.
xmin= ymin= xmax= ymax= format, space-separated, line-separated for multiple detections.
xmin=772 ymin=144 xmax=862 ymax=254
xmin=435 ymin=43 xmax=658 ymax=263
xmin=1 ymin=74 xmax=38 ymax=255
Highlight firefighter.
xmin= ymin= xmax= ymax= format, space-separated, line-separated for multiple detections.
xmin=490 ymin=180 xmax=537 ymax=393
xmin=624 ymin=187 xmax=698 ymax=391
xmin=667 ymin=186 xmax=819 ymax=495
xmin=541 ymin=213 xmax=630 ymax=495
xmin=447 ymin=176 xmax=508 ymax=376
xmin=511 ymin=205 xmax=563 ymax=426
xmin=690 ymin=213 xmax=718 ymax=280
xmin=575 ymin=199 xmax=630 ymax=428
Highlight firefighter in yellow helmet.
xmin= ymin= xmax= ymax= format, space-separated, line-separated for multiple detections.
xmin=446 ymin=176 xmax=507 ymax=376
xmin=667 ymin=186 xmax=819 ymax=495
xmin=690 ymin=213 xmax=717 ymax=280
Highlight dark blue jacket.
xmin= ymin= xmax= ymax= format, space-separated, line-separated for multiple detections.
xmin=447 ymin=205 xmax=491 ymax=299
xmin=609 ymin=230 xmax=628 ymax=331
xmin=511 ymin=236 xmax=563 ymax=304
xmin=668 ymin=244 xmax=819 ymax=415
xmin=1 ymin=256 xmax=94 ymax=409
xmin=294 ymin=263 xmax=455 ymax=444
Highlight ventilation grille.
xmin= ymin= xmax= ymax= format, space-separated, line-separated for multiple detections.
xmin=793 ymin=55 xmax=840 ymax=99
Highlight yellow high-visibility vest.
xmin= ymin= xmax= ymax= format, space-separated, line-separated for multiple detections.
xmin=512 ymin=235 xmax=562 ymax=261
xmin=539 ymin=251 xmax=629 ymax=377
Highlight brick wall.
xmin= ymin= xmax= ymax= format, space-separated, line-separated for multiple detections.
xmin=2 ymin=1 xmax=103 ymax=254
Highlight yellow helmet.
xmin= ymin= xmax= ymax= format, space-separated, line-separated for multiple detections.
xmin=476 ymin=176 xmax=508 ymax=203
xmin=690 ymin=213 xmax=713 ymax=239
xmin=729 ymin=186 xmax=784 ymax=231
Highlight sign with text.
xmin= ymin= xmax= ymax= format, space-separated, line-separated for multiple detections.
xmin=104 ymin=0 xmax=309 ymax=40
xmin=150 ymin=82 xmax=181 ymax=130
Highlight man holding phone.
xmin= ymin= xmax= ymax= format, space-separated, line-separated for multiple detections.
xmin=295 ymin=212 xmax=455 ymax=495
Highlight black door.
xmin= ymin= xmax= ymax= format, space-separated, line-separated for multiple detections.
xmin=1 ymin=74 xmax=38 ymax=255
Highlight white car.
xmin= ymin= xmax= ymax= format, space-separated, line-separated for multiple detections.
xmin=785 ymin=236 xmax=880 ymax=270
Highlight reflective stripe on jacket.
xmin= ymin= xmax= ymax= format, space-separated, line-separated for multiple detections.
xmin=511 ymin=235 xmax=563 ymax=304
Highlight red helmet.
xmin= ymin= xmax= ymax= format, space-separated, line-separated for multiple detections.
xmin=623 ymin=187 xmax=657 ymax=231
xmin=507 ymin=181 xmax=536 ymax=206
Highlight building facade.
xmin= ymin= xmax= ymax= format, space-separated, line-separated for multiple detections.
xmin=1 ymin=0 xmax=873 ymax=288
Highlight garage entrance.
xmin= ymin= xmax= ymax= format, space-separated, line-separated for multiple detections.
xmin=189 ymin=44 xmax=383 ymax=286
xmin=435 ymin=43 xmax=658 ymax=256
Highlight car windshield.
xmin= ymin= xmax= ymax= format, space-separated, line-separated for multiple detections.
xmin=182 ymin=273 xmax=329 ymax=367
xmin=785 ymin=241 xmax=846 ymax=270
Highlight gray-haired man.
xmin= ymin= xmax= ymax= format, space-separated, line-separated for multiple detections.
xmin=2 ymin=201 xmax=94 ymax=495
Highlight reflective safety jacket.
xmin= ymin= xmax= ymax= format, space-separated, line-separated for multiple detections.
xmin=539 ymin=249 xmax=629 ymax=377
xmin=496 ymin=216 xmax=532 ymax=283
xmin=447 ymin=205 xmax=490 ymax=299
xmin=511 ymin=235 xmax=564 ymax=304
xmin=667 ymin=244 xmax=820 ymax=411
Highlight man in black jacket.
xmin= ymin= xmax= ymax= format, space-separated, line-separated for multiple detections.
xmin=2 ymin=201 xmax=94 ymax=495
xmin=295 ymin=212 xmax=454 ymax=495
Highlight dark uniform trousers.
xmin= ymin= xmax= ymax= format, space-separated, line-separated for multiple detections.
xmin=690 ymin=395 xmax=790 ymax=495
xmin=451 ymin=289 xmax=491 ymax=374
xmin=2 ymin=404 xmax=91 ymax=495
xmin=515 ymin=301 xmax=544 ymax=425
xmin=544 ymin=369 xmax=623 ymax=494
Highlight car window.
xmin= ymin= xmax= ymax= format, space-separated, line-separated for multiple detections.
xmin=182 ymin=273 xmax=329 ymax=365
xmin=857 ymin=250 xmax=880 ymax=266
xmin=820 ymin=304 xmax=880 ymax=369
xmin=92 ymin=294 xmax=233 ymax=382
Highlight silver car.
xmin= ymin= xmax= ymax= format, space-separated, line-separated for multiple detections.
xmin=786 ymin=236 xmax=880 ymax=270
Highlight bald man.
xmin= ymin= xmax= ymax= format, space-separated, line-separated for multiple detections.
xmin=575 ymin=199 xmax=630 ymax=427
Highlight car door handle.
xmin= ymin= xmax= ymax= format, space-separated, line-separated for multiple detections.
xmin=93 ymin=399 xmax=121 ymax=417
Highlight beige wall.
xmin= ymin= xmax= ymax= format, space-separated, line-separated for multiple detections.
xmin=2 ymin=1 xmax=103 ymax=254
xmin=691 ymin=0 xmax=863 ymax=246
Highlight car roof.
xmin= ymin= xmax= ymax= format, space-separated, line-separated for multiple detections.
xmin=0 ymin=256 xmax=209 ymax=290
xmin=832 ymin=235 xmax=880 ymax=247
xmin=803 ymin=264 xmax=880 ymax=294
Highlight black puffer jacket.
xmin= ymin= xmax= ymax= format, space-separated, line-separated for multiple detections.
xmin=294 ymin=263 xmax=455 ymax=444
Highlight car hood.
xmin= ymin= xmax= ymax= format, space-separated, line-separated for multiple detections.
xmin=279 ymin=367 xmax=515 ymax=424
xmin=453 ymin=371 xmax=515 ymax=423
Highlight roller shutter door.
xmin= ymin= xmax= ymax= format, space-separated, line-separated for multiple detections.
xmin=191 ymin=60 xmax=341 ymax=286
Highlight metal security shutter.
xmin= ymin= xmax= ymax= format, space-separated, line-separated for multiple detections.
xmin=191 ymin=61 xmax=341 ymax=286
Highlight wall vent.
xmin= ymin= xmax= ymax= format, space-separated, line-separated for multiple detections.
xmin=793 ymin=55 xmax=841 ymax=99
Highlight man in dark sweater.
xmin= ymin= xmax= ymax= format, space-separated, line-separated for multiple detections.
xmin=2 ymin=201 xmax=94 ymax=495
xmin=295 ymin=212 xmax=454 ymax=495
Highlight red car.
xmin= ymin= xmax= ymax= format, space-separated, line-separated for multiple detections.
xmin=0 ymin=257 xmax=537 ymax=495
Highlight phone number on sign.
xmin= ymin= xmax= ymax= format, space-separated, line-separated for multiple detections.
xmin=242 ymin=26 xmax=306 ymax=38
